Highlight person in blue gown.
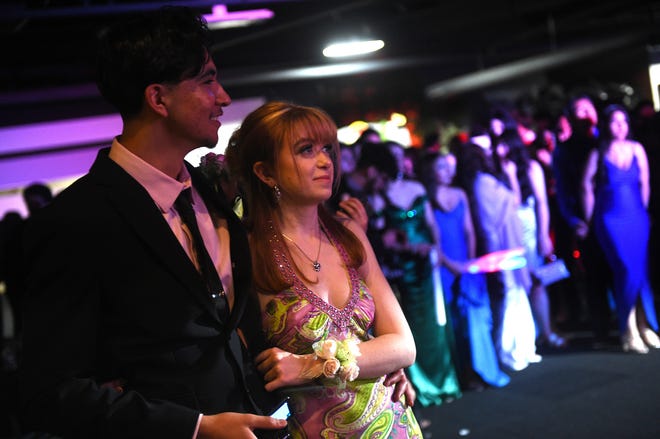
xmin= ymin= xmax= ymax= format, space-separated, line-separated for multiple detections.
xmin=422 ymin=151 xmax=510 ymax=389
xmin=582 ymin=104 xmax=660 ymax=353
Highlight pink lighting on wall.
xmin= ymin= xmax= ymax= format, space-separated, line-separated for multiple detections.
xmin=0 ymin=114 xmax=122 ymax=157
xmin=203 ymin=4 xmax=274 ymax=28
xmin=0 ymin=97 xmax=264 ymax=218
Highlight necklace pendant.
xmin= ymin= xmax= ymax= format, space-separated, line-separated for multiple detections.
xmin=313 ymin=261 xmax=321 ymax=272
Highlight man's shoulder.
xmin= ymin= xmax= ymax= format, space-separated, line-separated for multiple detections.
xmin=51 ymin=173 xmax=109 ymax=210
xmin=28 ymin=158 xmax=129 ymax=228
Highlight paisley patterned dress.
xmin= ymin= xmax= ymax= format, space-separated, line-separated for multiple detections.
xmin=262 ymin=228 xmax=422 ymax=438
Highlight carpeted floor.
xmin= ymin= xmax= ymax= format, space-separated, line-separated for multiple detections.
xmin=414 ymin=332 xmax=660 ymax=439
xmin=4 ymin=332 xmax=660 ymax=438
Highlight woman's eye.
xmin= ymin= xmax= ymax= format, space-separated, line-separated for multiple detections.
xmin=298 ymin=144 xmax=314 ymax=155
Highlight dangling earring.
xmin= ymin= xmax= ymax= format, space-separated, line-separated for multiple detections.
xmin=273 ymin=184 xmax=281 ymax=203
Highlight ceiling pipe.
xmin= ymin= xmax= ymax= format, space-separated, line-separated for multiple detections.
xmin=0 ymin=54 xmax=460 ymax=106
xmin=220 ymin=56 xmax=455 ymax=86
xmin=0 ymin=0 xmax=291 ymax=20
xmin=425 ymin=32 xmax=647 ymax=100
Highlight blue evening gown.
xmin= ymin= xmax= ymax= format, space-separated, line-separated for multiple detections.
xmin=593 ymin=155 xmax=658 ymax=333
xmin=434 ymin=198 xmax=510 ymax=387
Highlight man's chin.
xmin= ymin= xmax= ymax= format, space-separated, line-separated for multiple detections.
xmin=200 ymin=138 xmax=219 ymax=149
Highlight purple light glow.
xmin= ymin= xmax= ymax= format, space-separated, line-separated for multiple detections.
xmin=203 ymin=4 xmax=274 ymax=23
xmin=0 ymin=146 xmax=102 ymax=192
xmin=0 ymin=97 xmax=265 ymax=217
xmin=0 ymin=114 xmax=122 ymax=156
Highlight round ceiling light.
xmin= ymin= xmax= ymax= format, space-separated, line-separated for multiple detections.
xmin=323 ymin=40 xmax=385 ymax=58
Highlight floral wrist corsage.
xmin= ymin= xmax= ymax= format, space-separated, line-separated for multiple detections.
xmin=300 ymin=335 xmax=361 ymax=387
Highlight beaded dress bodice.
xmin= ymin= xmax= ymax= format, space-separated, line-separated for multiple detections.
xmin=259 ymin=222 xmax=422 ymax=438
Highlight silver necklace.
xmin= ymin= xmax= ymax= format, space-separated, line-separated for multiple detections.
xmin=281 ymin=228 xmax=322 ymax=272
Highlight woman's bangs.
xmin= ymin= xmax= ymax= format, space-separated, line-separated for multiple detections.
xmin=296 ymin=111 xmax=337 ymax=147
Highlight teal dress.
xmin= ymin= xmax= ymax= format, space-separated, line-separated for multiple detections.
xmin=383 ymin=194 xmax=462 ymax=407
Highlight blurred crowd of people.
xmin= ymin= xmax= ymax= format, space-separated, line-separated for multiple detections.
xmin=330 ymin=93 xmax=660 ymax=409
xmin=0 ymin=183 xmax=53 ymax=437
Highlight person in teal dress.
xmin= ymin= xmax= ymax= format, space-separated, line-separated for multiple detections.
xmin=381 ymin=141 xmax=462 ymax=407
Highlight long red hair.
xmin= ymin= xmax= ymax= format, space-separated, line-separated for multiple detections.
xmin=226 ymin=101 xmax=365 ymax=293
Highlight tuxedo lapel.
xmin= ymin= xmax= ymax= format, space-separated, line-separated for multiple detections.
xmin=89 ymin=150 xmax=223 ymax=324
xmin=188 ymin=164 xmax=251 ymax=332
xmin=188 ymin=165 xmax=256 ymax=402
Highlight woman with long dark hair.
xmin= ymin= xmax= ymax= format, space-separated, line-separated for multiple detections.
xmin=582 ymin=104 xmax=659 ymax=353
xmin=455 ymin=142 xmax=540 ymax=371
xmin=493 ymin=128 xmax=567 ymax=349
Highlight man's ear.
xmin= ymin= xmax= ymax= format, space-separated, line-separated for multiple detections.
xmin=144 ymin=84 xmax=169 ymax=117
xmin=253 ymin=161 xmax=276 ymax=186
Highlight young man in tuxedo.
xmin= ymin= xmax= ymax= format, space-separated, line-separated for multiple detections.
xmin=18 ymin=7 xmax=286 ymax=438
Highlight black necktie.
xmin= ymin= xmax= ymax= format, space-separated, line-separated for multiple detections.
xmin=175 ymin=188 xmax=227 ymax=319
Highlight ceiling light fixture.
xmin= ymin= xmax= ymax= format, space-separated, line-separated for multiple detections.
xmin=203 ymin=4 xmax=274 ymax=29
xmin=323 ymin=39 xmax=385 ymax=58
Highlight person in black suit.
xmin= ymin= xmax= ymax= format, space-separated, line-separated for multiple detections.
xmin=552 ymin=94 xmax=613 ymax=343
xmin=18 ymin=7 xmax=287 ymax=438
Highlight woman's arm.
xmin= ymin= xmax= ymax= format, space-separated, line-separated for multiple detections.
xmin=529 ymin=160 xmax=554 ymax=257
xmin=347 ymin=219 xmax=417 ymax=378
xmin=474 ymin=172 xmax=517 ymax=233
xmin=634 ymin=141 xmax=650 ymax=208
xmin=459 ymin=189 xmax=477 ymax=260
xmin=424 ymin=199 xmax=440 ymax=247
xmin=581 ymin=149 xmax=599 ymax=224
xmin=431 ymin=190 xmax=466 ymax=274
xmin=501 ymin=160 xmax=521 ymax=205
xmin=256 ymin=218 xmax=416 ymax=390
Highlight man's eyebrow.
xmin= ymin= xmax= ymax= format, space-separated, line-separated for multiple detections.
xmin=200 ymin=67 xmax=217 ymax=79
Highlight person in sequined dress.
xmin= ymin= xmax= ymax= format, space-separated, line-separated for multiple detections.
xmin=225 ymin=101 xmax=423 ymax=438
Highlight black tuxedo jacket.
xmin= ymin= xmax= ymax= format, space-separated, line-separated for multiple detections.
xmin=19 ymin=148 xmax=270 ymax=438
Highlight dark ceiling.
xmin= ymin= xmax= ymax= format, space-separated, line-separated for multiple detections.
xmin=2 ymin=0 xmax=660 ymax=127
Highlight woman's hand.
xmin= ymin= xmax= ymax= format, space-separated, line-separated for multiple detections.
xmin=539 ymin=234 xmax=554 ymax=258
xmin=198 ymin=412 xmax=287 ymax=439
xmin=502 ymin=159 xmax=517 ymax=178
xmin=336 ymin=196 xmax=369 ymax=232
xmin=255 ymin=347 xmax=319 ymax=391
xmin=410 ymin=242 xmax=434 ymax=257
xmin=383 ymin=368 xmax=416 ymax=407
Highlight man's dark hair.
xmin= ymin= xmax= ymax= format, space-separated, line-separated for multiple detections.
xmin=95 ymin=6 xmax=212 ymax=119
